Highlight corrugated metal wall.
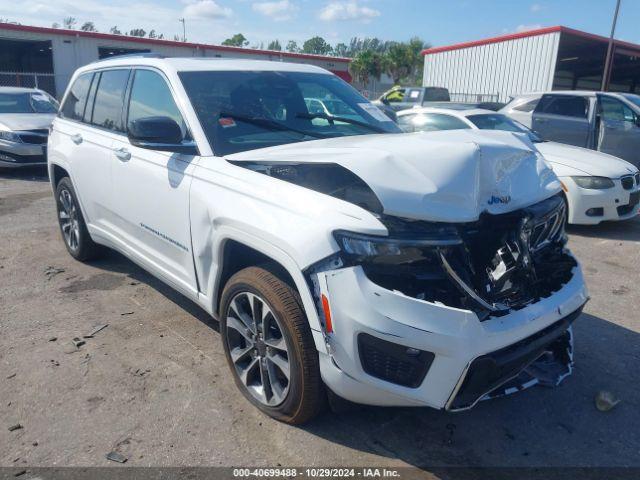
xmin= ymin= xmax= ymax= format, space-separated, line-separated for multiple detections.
xmin=423 ymin=32 xmax=561 ymax=103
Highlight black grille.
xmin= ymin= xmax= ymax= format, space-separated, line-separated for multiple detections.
xmin=618 ymin=191 xmax=639 ymax=216
xmin=17 ymin=130 xmax=48 ymax=145
xmin=448 ymin=307 xmax=583 ymax=410
xmin=621 ymin=175 xmax=634 ymax=190
xmin=358 ymin=333 xmax=434 ymax=388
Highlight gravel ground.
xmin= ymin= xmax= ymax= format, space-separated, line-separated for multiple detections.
xmin=1 ymin=167 xmax=639 ymax=472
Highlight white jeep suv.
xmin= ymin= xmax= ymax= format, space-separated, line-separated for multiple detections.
xmin=48 ymin=56 xmax=588 ymax=424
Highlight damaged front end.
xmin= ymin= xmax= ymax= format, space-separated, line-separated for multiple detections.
xmin=329 ymin=193 xmax=575 ymax=321
xmin=306 ymin=193 xmax=581 ymax=408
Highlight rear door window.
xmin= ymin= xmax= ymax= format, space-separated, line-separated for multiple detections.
xmin=90 ymin=69 xmax=131 ymax=132
xmin=599 ymin=96 xmax=638 ymax=124
xmin=535 ymin=95 xmax=588 ymax=118
xmin=60 ymin=72 xmax=94 ymax=121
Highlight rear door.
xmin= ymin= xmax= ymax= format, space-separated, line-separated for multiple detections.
xmin=110 ymin=68 xmax=199 ymax=295
xmin=56 ymin=69 xmax=130 ymax=237
xmin=532 ymin=94 xmax=591 ymax=147
xmin=597 ymin=94 xmax=640 ymax=167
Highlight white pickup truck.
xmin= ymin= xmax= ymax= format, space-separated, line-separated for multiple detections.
xmin=48 ymin=56 xmax=588 ymax=424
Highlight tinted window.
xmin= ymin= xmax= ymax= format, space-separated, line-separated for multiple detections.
xmin=406 ymin=89 xmax=422 ymax=103
xmin=61 ymin=73 xmax=93 ymax=120
xmin=398 ymin=113 xmax=470 ymax=132
xmin=91 ymin=69 xmax=130 ymax=132
xmin=513 ymin=98 xmax=540 ymax=112
xmin=423 ymin=88 xmax=450 ymax=102
xmin=127 ymin=69 xmax=187 ymax=137
xmin=536 ymin=95 xmax=588 ymax=118
xmin=0 ymin=92 xmax=57 ymax=114
xmin=600 ymin=96 xmax=638 ymax=123
xmin=468 ymin=113 xmax=541 ymax=142
xmin=179 ymin=70 xmax=400 ymax=156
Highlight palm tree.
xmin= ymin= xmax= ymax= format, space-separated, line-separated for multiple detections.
xmin=349 ymin=50 xmax=385 ymax=87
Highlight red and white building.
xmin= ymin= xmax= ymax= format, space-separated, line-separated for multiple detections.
xmin=0 ymin=22 xmax=352 ymax=98
xmin=422 ymin=26 xmax=640 ymax=103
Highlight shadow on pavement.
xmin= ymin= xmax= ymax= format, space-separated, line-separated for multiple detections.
xmin=86 ymin=249 xmax=640 ymax=473
xmin=0 ymin=165 xmax=49 ymax=182
xmin=567 ymin=216 xmax=640 ymax=242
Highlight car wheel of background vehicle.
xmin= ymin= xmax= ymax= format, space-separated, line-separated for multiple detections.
xmin=220 ymin=266 xmax=325 ymax=424
xmin=55 ymin=177 xmax=103 ymax=261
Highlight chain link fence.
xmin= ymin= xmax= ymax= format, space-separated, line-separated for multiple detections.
xmin=0 ymin=72 xmax=59 ymax=97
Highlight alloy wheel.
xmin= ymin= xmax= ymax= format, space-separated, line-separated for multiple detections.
xmin=225 ymin=292 xmax=291 ymax=406
xmin=58 ymin=189 xmax=80 ymax=252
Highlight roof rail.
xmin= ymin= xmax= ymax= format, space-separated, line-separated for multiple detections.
xmin=89 ymin=52 xmax=165 ymax=64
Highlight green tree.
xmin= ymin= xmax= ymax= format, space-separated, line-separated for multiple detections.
xmin=285 ymin=40 xmax=299 ymax=53
xmin=267 ymin=39 xmax=282 ymax=51
xmin=384 ymin=42 xmax=414 ymax=84
xmin=129 ymin=28 xmax=146 ymax=37
xmin=148 ymin=30 xmax=157 ymax=39
xmin=302 ymin=36 xmax=332 ymax=55
xmin=109 ymin=26 xmax=122 ymax=35
xmin=349 ymin=50 xmax=385 ymax=86
xmin=80 ymin=21 xmax=97 ymax=32
xmin=333 ymin=42 xmax=348 ymax=57
xmin=63 ymin=17 xmax=76 ymax=29
xmin=222 ymin=33 xmax=249 ymax=47
xmin=407 ymin=37 xmax=429 ymax=83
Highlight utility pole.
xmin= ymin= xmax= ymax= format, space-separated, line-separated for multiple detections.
xmin=178 ymin=18 xmax=186 ymax=42
xmin=601 ymin=0 xmax=621 ymax=91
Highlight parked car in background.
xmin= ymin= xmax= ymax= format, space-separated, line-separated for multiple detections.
xmin=397 ymin=107 xmax=640 ymax=225
xmin=501 ymin=91 xmax=640 ymax=169
xmin=49 ymin=56 xmax=587 ymax=424
xmin=0 ymin=87 xmax=58 ymax=168
xmin=373 ymin=86 xmax=450 ymax=112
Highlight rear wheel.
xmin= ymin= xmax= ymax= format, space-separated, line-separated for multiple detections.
xmin=220 ymin=266 xmax=325 ymax=424
xmin=55 ymin=177 xmax=103 ymax=261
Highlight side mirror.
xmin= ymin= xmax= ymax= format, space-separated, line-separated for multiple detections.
xmin=128 ymin=116 xmax=197 ymax=155
xmin=380 ymin=97 xmax=390 ymax=105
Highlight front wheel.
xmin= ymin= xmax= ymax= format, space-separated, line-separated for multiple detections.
xmin=220 ymin=266 xmax=325 ymax=424
xmin=55 ymin=177 xmax=103 ymax=261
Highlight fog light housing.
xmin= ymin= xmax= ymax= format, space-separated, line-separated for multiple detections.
xmin=585 ymin=207 xmax=604 ymax=217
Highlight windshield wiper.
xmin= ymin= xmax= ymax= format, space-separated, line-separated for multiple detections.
xmin=219 ymin=112 xmax=327 ymax=139
xmin=295 ymin=112 xmax=387 ymax=133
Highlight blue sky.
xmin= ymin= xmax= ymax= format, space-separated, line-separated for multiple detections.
xmin=5 ymin=0 xmax=640 ymax=49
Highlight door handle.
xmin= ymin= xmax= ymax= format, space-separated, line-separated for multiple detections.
xmin=114 ymin=147 xmax=131 ymax=162
xmin=70 ymin=133 xmax=83 ymax=145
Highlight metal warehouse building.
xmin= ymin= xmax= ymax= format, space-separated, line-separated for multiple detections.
xmin=0 ymin=22 xmax=352 ymax=98
xmin=422 ymin=26 xmax=640 ymax=103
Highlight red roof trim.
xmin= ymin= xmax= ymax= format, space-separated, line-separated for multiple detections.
xmin=0 ymin=22 xmax=351 ymax=63
xmin=422 ymin=25 xmax=640 ymax=55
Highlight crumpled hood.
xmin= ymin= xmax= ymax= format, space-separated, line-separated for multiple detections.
xmin=0 ymin=114 xmax=56 ymax=132
xmin=536 ymin=141 xmax=638 ymax=177
xmin=227 ymin=130 xmax=560 ymax=222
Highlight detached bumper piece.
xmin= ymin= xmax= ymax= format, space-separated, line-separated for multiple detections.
xmin=358 ymin=333 xmax=435 ymax=388
xmin=447 ymin=306 xmax=582 ymax=411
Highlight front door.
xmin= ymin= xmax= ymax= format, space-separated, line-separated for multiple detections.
xmin=111 ymin=68 xmax=199 ymax=295
xmin=532 ymin=94 xmax=591 ymax=147
xmin=597 ymin=95 xmax=640 ymax=168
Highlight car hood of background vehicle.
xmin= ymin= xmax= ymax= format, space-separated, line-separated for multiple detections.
xmin=226 ymin=130 xmax=560 ymax=222
xmin=536 ymin=141 xmax=638 ymax=177
xmin=0 ymin=113 xmax=56 ymax=132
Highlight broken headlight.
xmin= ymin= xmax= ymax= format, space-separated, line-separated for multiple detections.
xmin=333 ymin=229 xmax=461 ymax=264
xmin=572 ymin=176 xmax=614 ymax=189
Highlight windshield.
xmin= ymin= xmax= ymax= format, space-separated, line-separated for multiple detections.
xmin=0 ymin=92 xmax=58 ymax=114
xmin=621 ymin=94 xmax=640 ymax=109
xmin=179 ymin=70 xmax=401 ymax=155
xmin=467 ymin=113 xmax=542 ymax=142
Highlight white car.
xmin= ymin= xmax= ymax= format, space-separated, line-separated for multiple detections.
xmin=48 ymin=56 xmax=588 ymax=424
xmin=397 ymin=107 xmax=640 ymax=225
xmin=0 ymin=87 xmax=58 ymax=168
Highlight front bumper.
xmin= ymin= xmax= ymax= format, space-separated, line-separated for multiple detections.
xmin=563 ymin=176 xmax=640 ymax=224
xmin=316 ymin=262 xmax=588 ymax=409
xmin=0 ymin=141 xmax=47 ymax=168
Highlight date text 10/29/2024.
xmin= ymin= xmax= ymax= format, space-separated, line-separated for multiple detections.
xmin=233 ymin=468 xmax=401 ymax=478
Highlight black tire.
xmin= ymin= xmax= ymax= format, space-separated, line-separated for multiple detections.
xmin=55 ymin=177 xmax=103 ymax=261
xmin=220 ymin=266 xmax=325 ymax=424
